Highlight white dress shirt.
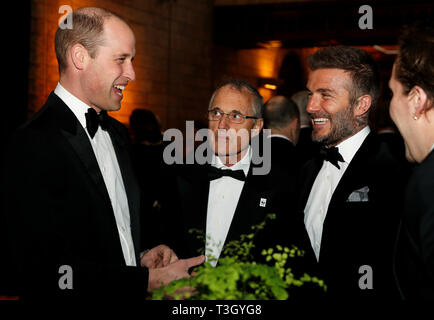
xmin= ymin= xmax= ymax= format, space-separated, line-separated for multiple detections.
xmin=205 ymin=147 xmax=251 ymax=267
xmin=54 ymin=83 xmax=137 ymax=266
xmin=304 ymin=126 xmax=370 ymax=261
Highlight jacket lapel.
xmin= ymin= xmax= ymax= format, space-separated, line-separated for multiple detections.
xmin=225 ymin=161 xmax=270 ymax=243
xmin=49 ymin=93 xmax=113 ymax=208
xmin=319 ymin=132 xmax=374 ymax=259
xmin=328 ymin=132 xmax=374 ymax=207
xmin=47 ymin=92 xmax=143 ymax=261
xmin=177 ymin=164 xmax=210 ymax=251
xmin=107 ymin=120 xmax=142 ymax=258
xmin=298 ymin=157 xmax=324 ymax=213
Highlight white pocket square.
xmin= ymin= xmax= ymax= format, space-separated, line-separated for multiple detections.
xmin=346 ymin=186 xmax=369 ymax=202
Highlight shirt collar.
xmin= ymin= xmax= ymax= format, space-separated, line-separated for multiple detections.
xmin=336 ymin=126 xmax=371 ymax=164
xmin=268 ymin=134 xmax=292 ymax=142
xmin=54 ymin=82 xmax=92 ymax=130
xmin=211 ymin=145 xmax=251 ymax=177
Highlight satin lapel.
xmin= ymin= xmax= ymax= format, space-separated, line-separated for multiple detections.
xmin=328 ymin=132 xmax=374 ymax=207
xmin=319 ymin=133 xmax=374 ymax=259
xmin=50 ymin=93 xmax=112 ymax=207
xmin=179 ymin=165 xmax=210 ymax=238
xmin=226 ymin=161 xmax=268 ymax=242
xmin=106 ymin=120 xmax=142 ymax=257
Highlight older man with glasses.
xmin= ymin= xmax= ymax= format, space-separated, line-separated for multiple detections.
xmin=158 ymin=79 xmax=292 ymax=266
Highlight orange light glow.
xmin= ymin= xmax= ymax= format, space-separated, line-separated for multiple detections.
xmin=264 ymin=84 xmax=277 ymax=90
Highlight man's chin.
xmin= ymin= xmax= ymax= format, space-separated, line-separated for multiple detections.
xmin=94 ymin=104 xmax=121 ymax=113
xmin=107 ymin=104 xmax=121 ymax=112
xmin=312 ymin=132 xmax=329 ymax=144
xmin=104 ymin=99 xmax=122 ymax=111
xmin=214 ymin=149 xmax=239 ymax=157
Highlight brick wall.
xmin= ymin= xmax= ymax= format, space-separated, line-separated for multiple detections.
xmin=214 ymin=0 xmax=313 ymax=6
xmin=28 ymin=0 xmax=213 ymax=130
xmin=212 ymin=45 xmax=315 ymax=103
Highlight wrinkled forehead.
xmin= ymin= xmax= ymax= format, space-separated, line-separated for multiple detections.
xmin=211 ymin=86 xmax=254 ymax=114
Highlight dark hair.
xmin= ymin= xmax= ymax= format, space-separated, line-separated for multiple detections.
xmin=129 ymin=109 xmax=162 ymax=143
xmin=264 ymin=96 xmax=300 ymax=129
xmin=395 ymin=20 xmax=434 ymax=108
xmin=209 ymin=79 xmax=263 ymax=118
xmin=55 ymin=7 xmax=118 ymax=74
xmin=308 ymin=46 xmax=380 ymax=110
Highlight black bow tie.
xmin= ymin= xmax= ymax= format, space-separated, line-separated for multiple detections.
xmin=208 ymin=166 xmax=246 ymax=181
xmin=319 ymin=145 xmax=345 ymax=169
xmin=85 ymin=108 xmax=110 ymax=138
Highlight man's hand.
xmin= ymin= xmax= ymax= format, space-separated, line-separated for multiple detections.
xmin=141 ymin=244 xmax=178 ymax=269
xmin=147 ymin=255 xmax=205 ymax=292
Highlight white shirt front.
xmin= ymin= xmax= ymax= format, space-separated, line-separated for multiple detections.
xmin=54 ymin=83 xmax=137 ymax=267
xmin=304 ymin=126 xmax=371 ymax=261
xmin=205 ymin=147 xmax=251 ymax=267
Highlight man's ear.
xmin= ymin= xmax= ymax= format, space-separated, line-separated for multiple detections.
xmin=252 ymin=118 xmax=264 ymax=137
xmin=354 ymin=94 xmax=372 ymax=117
xmin=409 ymin=85 xmax=428 ymax=117
xmin=69 ymin=43 xmax=89 ymax=71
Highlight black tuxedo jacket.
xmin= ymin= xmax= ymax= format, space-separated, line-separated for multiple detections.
xmin=295 ymin=131 xmax=407 ymax=298
xmin=268 ymin=136 xmax=301 ymax=195
xmin=1 ymin=92 xmax=147 ymax=300
xmin=296 ymin=126 xmax=321 ymax=165
xmin=394 ymin=149 xmax=434 ymax=299
xmin=160 ymin=157 xmax=288 ymax=262
xmin=266 ymin=136 xmax=304 ymax=224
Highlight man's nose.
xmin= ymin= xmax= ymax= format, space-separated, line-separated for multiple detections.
xmin=306 ymin=94 xmax=320 ymax=114
xmin=123 ymin=61 xmax=136 ymax=82
xmin=218 ymin=114 xmax=230 ymax=129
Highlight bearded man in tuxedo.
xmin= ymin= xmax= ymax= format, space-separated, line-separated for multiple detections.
xmin=293 ymin=46 xmax=407 ymax=299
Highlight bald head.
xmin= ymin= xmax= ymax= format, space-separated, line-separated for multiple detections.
xmin=264 ymin=95 xmax=300 ymax=144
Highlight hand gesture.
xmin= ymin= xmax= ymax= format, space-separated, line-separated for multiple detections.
xmin=140 ymin=244 xmax=178 ymax=269
xmin=147 ymin=255 xmax=205 ymax=291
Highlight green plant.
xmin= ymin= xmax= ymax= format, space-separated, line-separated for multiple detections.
xmin=150 ymin=214 xmax=326 ymax=300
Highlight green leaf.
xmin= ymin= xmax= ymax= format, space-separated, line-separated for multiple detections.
xmin=149 ymin=215 xmax=325 ymax=300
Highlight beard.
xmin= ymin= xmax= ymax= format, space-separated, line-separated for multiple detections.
xmin=312 ymin=105 xmax=358 ymax=146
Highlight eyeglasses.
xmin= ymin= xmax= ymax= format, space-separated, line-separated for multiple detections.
xmin=207 ymin=108 xmax=258 ymax=124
